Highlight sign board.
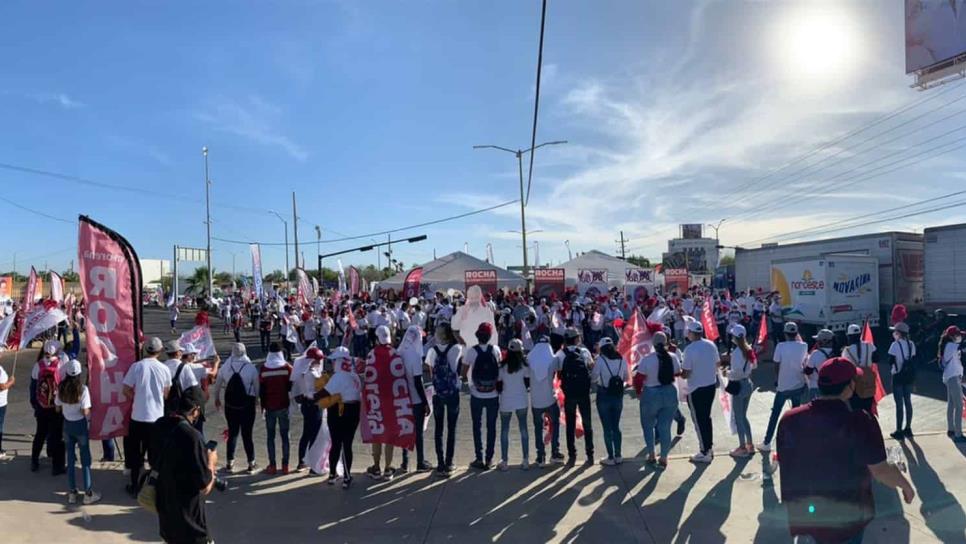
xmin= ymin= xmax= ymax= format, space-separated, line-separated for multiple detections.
xmin=534 ymin=268 xmax=565 ymax=299
xmin=0 ymin=276 xmax=11 ymax=299
xmin=906 ymin=0 xmax=966 ymax=73
xmin=624 ymin=268 xmax=652 ymax=284
xmin=176 ymin=246 xmax=208 ymax=262
xmin=464 ymin=269 xmax=498 ymax=296
xmin=577 ymin=268 xmax=608 ymax=297
xmin=664 ymin=268 xmax=689 ymax=294
xmin=681 ymin=224 xmax=703 ymax=239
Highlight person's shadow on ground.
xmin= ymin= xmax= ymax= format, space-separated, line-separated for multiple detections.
xmin=903 ymin=437 xmax=966 ymax=544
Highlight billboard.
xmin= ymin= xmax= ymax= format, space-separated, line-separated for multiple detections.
xmin=464 ymin=269 xmax=498 ymax=296
xmin=534 ymin=268 xmax=565 ymax=300
xmin=577 ymin=269 xmax=608 ymax=297
xmin=664 ymin=268 xmax=689 ymax=294
xmin=663 ymin=248 xmax=709 ymax=273
xmin=906 ymin=0 xmax=966 ymax=73
xmin=624 ymin=268 xmax=653 ymax=284
xmin=681 ymin=224 xmax=703 ymax=239
xmin=0 ymin=276 xmax=11 ymax=299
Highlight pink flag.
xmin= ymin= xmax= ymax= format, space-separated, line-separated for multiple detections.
xmin=19 ymin=300 xmax=68 ymax=348
xmin=402 ymin=267 xmax=423 ymax=299
xmin=178 ymin=325 xmax=216 ymax=359
xmin=617 ymin=309 xmax=653 ymax=384
xmin=79 ymin=216 xmax=143 ymax=440
xmin=23 ymin=266 xmax=38 ymax=313
xmin=50 ymin=271 xmax=64 ymax=303
xmin=349 ymin=266 xmax=361 ymax=296
xmin=701 ymin=301 xmax=719 ymax=341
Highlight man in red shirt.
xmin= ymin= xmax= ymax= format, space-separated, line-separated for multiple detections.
xmin=777 ymin=357 xmax=915 ymax=543
xmin=259 ymin=343 xmax=293 ymax=475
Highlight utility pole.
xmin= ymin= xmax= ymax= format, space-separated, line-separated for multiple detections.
xmin=203 ymin=146 xmax=212 ymax=301
xmin=387 ymin=234 xmax=393 ymax=270
xmin=616 ymin=231 xmax=628 ymax=260
xmin=173 ymin=245 xmax=179 ymax=301
xmin=315 ymin=225 xmax=322 ymax=284
xmin=292 ymin=192 xmax=300 ymax=269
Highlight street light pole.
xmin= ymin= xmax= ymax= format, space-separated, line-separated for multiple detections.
xmin=292 ymin=192 xmax=300 ymax=269
xmin=473 ymin=140 xmax=567 ymax=290
xmin=315 ymin=225 xmax=322 ymax=284
xmin=202 ymin=146 xmax=213 ymax=301
xmin=564 ymin=240 xmax=572 ymax=261
xmin=269 ymin=210 xmax=289 ymax=279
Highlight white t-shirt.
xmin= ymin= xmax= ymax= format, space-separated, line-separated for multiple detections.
xmin=0 ymin=366 xmax=8 ymax=407
xmin=464 ymin=344 xmax=501 ymax=399
xmin=499 ymin=365 xmax=531 ymax=412
xmin=424 ymin=343 xmax=463 ymax=375
xmin=402 ymin=350 xmax=424 ymax=405
xmin=215 ymin=359 xmax=260 ymax=399
xmin=527 ymin=344 xmax=557 ymax=409
xmin=842 ymin=343 xmax=876 ymax=368
xmin=325 ymin=372 xmax=361 ymax=403
xmin=55 ymin=385 xmax=91 ymax=422
xmin=122 ymin=357 xmax=172 ymax=423
xmin=727 ymin=348 xmax=753 ymax=381
xmin=165 ymin=359 xmax=200 ymax=391
xmin=888 ymin=339 xmax=916 ymax=376
xmin=592 ymin=355 xmax=627 ymax=388
xmin=806 ymin=347 xmax=835 ymax=389
xmin=682 ymin=339 xmax=720 ymax=390
xmin=773 ymin=341 xmax=808 ymax=392
xmin=941 ymin=342 xmax=963 ymax=381
xmin=637 ymin=351 xmax=681 ymax=388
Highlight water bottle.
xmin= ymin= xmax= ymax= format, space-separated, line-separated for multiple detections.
xmin=887 ymin=445 xmax=907 ymax=473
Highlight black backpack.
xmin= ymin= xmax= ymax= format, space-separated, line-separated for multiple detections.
xmin=471 ymin=345 xmax=499 ymax=394
xmin=893 ymin=340 xmax=917 ymax=386
xmin=165 ymin=362 xmax=188 ymax=415
xmin=224 ymin=362 xmax=250 ymax=409
xmin=560 ymin=348 xmax=591 ymax=398
xmin=601 ymin=357 xmax=625 ymax=396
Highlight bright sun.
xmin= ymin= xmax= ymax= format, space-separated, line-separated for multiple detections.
xmin=776 ymin=4 xmax=859 ymax=80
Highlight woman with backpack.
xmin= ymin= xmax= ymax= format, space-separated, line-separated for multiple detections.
xmin=55 ymin=359 xmax=100 ymax=505
xmin=464 ymin=322 xmax=502 ymax=471
xmin=592 ymin=337 xmax=626 ymax=466
xmin=633 ymin=331 xmax=680 ymax=469
xmin=842 ymin=324 xmax=877 ymax=413
xmin=937 ymin=326 xmax=964 ymax=442
xmin=426 ymin=322 xmax=463 ymax=477
xmin=888 ymin=322 xmax=917 ymax=440
xmin=722 ymin=325 xmax=756 ymax=458
xmin=497 ymin=339 xmax=531 ymax=471
xmin=30 ymin=341 xmax=67 ymax=474
xmin=213 ymin=343 xmax=260 ymax=474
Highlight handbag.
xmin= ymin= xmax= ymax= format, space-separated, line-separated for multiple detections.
xmin=725 ymin=349 xmax=749 ymax=395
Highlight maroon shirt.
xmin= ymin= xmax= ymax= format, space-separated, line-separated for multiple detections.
xmin=259 ymin=363 xmax=293 ymax=412
xmin=777 ymin=398 xmax=887 ymax=543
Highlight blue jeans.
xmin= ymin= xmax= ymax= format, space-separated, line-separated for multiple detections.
xmin=731 ymin=379 xmax=754 ymax=447
xmin=500 ymin=408 xmax=529 ymax=463
xmin=596 ymin=390 xmax=623 ymax=459
xmin=640 ymin=385 xmax=678 ymax=458
xmin=64 ymin=418 xmax=92 ymax=492
xmin=531 ymin=403 xmax=561 ymax=462
xmin=471 ymin=396 xmax=499 ymax=463
xmin=433 ymin=394 xmax=460 ymax=467
xmin=401 ymin=402 xmax=427 ymax=467
xmin=0 ymin=405 xmax=6 ymax=449
xmin=806 ymin=387 xmax=820 ymax=402
xmin=764 ymin=386 xmax=806 ymax=445
xmin=101 ymin=439 xmax=116 ymax=461
xmin=893 ymin=382 xmax=913 ymax=432
xmin=265 ymin=409 xmax=290 ymax=466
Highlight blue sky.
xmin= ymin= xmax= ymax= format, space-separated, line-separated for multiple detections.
xmin=1 ymin=0 xmax=964 ymax=276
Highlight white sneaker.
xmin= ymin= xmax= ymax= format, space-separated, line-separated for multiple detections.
xmin=690 ymin=452 xmax=713 ymax=464
xmin=68 ymin=492 xmax=78 ymax=505
xmin=600 ymin=457 xmax=616 ymax=466
xmin=756 ymin=442 xmax=772 ymax=453
xmin=521 ymin=460 xmax=530 ymax=471
xmin=614 ymin=456 xmax=623 ymax=465
xmin=498 ymin=461 xmax=509 ymax=472
xmin=83 ymin=491 xmax=102 ymax=505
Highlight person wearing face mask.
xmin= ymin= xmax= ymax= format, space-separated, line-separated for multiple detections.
xmin=722 ymin=325 xmax=756 ymax=458
xmin=937 ymin=326 xmax=965 ymax=442
xmin=842 ymin=324 xmax=877 ymax=413
xmin=805 ymin=330 xmax=836 ymax=402
xmin=30 ymin=340 xmax=68 ymax=474
xmin=592 ymin=338 xmax=626 ymax=466
xmin=426 ymin=323 xmax=463 ymax=477
xmin=888 ymin=322 xmax=917 ymax=440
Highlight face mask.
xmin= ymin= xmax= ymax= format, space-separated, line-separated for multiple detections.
xmin=893 ymin=332 xmax=901 ymax=341
xmin=955 ymin=336 xmax=963 ymax=344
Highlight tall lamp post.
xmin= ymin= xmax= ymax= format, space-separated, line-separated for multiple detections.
xmin=473 ymin=140 xmax=567 ymax=287
xmin=269 ymin=210 xmax=289 ymax=280
xmin=707 ymin=219 xmax=727 ymax=268
xmin=315 ymin=225 xmax=322 ymax=284
xmin=202 ymin=146 xmax=213 ymax=301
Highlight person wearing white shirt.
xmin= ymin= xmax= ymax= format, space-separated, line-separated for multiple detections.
xmin=681 ymin=320 xmax=720 ymax=463
xmin=939 ymin=326 xmax=964 ymax=440
xmin=425 ymin=323 xmax=463 ymax=476
xmin=213 ymin=343 xmax=260 ymax=474
xmin=463 ymin=323 xmax=502 ymax=470
xmin=888 ymin=322 xmax=917 ymax=440
xmin=723 ymin=325 xmax=756 ymax=458
xmin=805 ymin=330 xmax=836 ymax=401
xmin=759 ymin=322 xmax=808 ymax=452
xmin=163 ymin=341 xmax=201 ymax=395
xmin=292 ymin=347 xmax=324 ymax=471
xmin=593 ymin=338 xmax=627 ymax=466
xmin=552 ymin=328 xmax=595 ymax=465
xmin=497 ymin=339 xmax=531 ymax=471
xmin=635 ymin=332 xmax=681 ymax=468
xmin=397 ymin=325 xmax=431 ymax=473
xmin=312 ymin=347 xmax=362 ymax=489
xmin=121 ymin=337 xmax=172 ymax=494
xmin=527 ymin=335 xmax=562 ymax=466
xmin=319 ymin=313 xmax=335 ymax=350
xmin=0 ymin=363 xmax=14 ymax=458
xmin=842 ymin=324 xmax=878 ymax=413
xmin=55 ymin=359 xmax=101 ymax=505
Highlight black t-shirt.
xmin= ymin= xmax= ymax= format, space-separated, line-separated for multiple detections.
xmin=150 ymin=416 xmax=212 ymax=544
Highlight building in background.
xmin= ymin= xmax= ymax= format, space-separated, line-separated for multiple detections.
xmin=138 ymin=259 xmax=172 ymax=288
xmin=662 ymin=224 xmax=720 ymax=275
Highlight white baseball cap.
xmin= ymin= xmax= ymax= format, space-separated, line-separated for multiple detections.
xmin=847 ymin=324 xmax=862 ymax=336
xmin=729 ymin=324 xmax=747 ymax=338
xmin=686 ymin=320 xmax=704 ymax=334
xmin=65 ymin=359 xmax=82 ymax=377
xmin=376 ymin=325 xmax=391 ymax=345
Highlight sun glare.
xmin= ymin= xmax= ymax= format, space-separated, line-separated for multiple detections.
xmin=775 ymin=4 xmax=860 ymax=81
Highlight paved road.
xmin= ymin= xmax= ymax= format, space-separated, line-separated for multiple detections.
xmin=1 ymin=307 xmax=964 ymax=543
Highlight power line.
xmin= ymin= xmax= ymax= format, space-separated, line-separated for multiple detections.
xmin=212 ymin=199 xmax=519 ymax=246
xmin=524 ymin=0 xmax=548 ymax=207
xmin=0 ymin=194 xmax=74 ymax=224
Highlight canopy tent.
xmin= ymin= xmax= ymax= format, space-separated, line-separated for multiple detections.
xmin=380 ymin=251 xmax=526 ymax=294
xmin=559 ymin=250 xmax=645 ymax=287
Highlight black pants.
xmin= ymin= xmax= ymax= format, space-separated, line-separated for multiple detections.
xmin=564 ymin=395 xmax=594 ymax=459
xmin=260 ymin=330 xmax=272 ymax=353
xmin=433 ymin=394 xmax=460 ymax=468
xmin=124 ymin=419 xmax=156 ymax=488
xmin=32 ymin=408 xmax=65 ymax=470
xmin=328 ymin=403 xmax=360 ymax=476
xmin=401 ymin=402 xmax=426 ymax=467
xmin=688 ymin=384 xmax=716 ymax=454
xmin=282 ymin=340 xmax=295 ymax=361
xmin=225 ymin=403 xmax=256 ymax=464
xmin=233 ymin=328 xmax=241 ymax=342
xmin=298 ymin=402 xmax=322 ymax=464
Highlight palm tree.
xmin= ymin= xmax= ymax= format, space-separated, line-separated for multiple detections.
xmin=185 ymin=267 xmax=211 ymax=296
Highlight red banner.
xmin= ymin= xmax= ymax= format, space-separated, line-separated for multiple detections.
xmin=664 ymin=268 xmax=689 ymax=294
xmin=0 ymin=275 xmax=12 ymax=299
xmin=402 ymin=267 xmax=423 ymax=299
xmin=23 ymin=267 xmax=38 ymax=313
xmin=534 ymin=268 xmax=565 ymax=299
xmin=349 ymin=266 xmax=360 ymax=296
xmin=617 ymin=309 xmax=652 ymax=384
xmin=78 ymin=216 xmax=143 ymax=440
xmin=701 ymin=301 xmax=719 ymax=341
xmin=465 ymin=269 xmax=498 ymax=296
xmin=360 ymin=346 xmax=416 ymax=449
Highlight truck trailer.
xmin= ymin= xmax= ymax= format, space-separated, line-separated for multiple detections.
xmin=771 ymin=255 xmax=880 ymax=331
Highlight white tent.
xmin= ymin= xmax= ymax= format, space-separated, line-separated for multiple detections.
xmin=380 ymin=251 xmax=526 ymax=293
xmin=559 ymin=250 xmax=644 ymax=287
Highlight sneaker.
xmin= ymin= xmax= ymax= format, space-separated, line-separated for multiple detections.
xmin=296 ymin=462 xmax=307 ymax=472
xmin=690 ymin=451 xmax=713 ymax=464
xmin=246 ymin=462 xmax=258 ymax=475
xmin=397 ymin=464 xmax=409 ymax=475
xmin=903 ymin=428 xmax=914 ymax=438
xmin=383 ymin=467 xmax=397 ymax=480
xmin=124 ymin=484 xmax=138 ymax=498
xmin=756 ymin=442 xmax=772 ymax=453
xmin=551 ymin=452 xmax=565 ymax=463
xmin=436 ymin=466 xmax=450 ymax=478
xmin=220 ymin=462 xmax=234 ymax=474
xmin=535 ymin=457 xmax=546 ymax=468
xmin=645 ymin=455 xmax=657 ymax=465
xmin=83 ymin=491 xmax=102 ymax=505
xmin=0 ymin=450 xmax=9 ymax=460
xmin=566 ymin=456 xmax=577 ymax=466
xmin=327 ymin=474 xmax=338 ymax=486
xmin=614 ymin=456 xmax=624 ymax=465
xmin=657 ymin=458 xmax=668 ymax=470
xmin=948 ymin=430 xmax=955 ymax=438
xmin=498 ymin=461 xmax=509 ymax=472
xmin=342 ymin=476 xmax=353 ymax=490
xmin=366 ymin=465 xmax=382 ymax=479
xmin=68 ymin=491 xmax=78 ymax=505
xmin=446 ymin=463 xmax=455 ymax=473
xmin=262 ymin=464 xmax=277 ymax=475
xmin=52 ymin=466 xmax=66 ymax=476
xmin=416 ymin=461 xmax=434 ymax=472
xmin=729 ymin=447 xmax=750 ymax=458
xmin=521 ymin=459 xmax=530 ymax=471
xmin=469 ymin=459 xmax=487 ymax=471
xmin=281 ymin=465 xmax=290 ymax=475
xmin=600 ymin=457 xmax=616 ymax=466
xmin=676 ymin=419 xmax=686 ymax=436
xmin=890 ymin=430 xmax=905 ymax=441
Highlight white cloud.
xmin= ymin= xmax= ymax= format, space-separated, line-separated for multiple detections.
xmin=23 ymin=92 xmax=85 ymax=109
xmin=195 ymin=96 xmax=308 ymax=161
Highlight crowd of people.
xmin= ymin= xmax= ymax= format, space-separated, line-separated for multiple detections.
xmin=4 ymin=282 xmax=965 ymax=543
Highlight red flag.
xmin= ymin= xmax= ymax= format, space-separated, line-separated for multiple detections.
xmin=617 ymin=309 xmax=652 ymax=384
xmin=78 ymin=215 xmax=143 ymax=440
xmin=862 ymin=320 xmax=874 ymax=344
xmin=871 ymin=364 xmax=886 ymax=416
xmin=349 ymin=266 xmax=361 ymax=296
xmin=723 ymin=289 xmax=732 ymax=301
xmin=756 ymin=313 xmax=768 ymax=347
xmin=360 ymin=345 xmax=416 ymax=449
xmin=402 ymin=267 xmax=423 ymax=299
xmin=701 ymin=302 xmax=719 ymax=341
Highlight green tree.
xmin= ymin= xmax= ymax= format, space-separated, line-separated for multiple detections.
xmin=61 ymin=269 xmax=80 ymax=282
xmin=160 ymin=275 xmax=173 ymax=294
xmin=264 ymin=270 xmax=286 ymax=283
xmin=213 ymin=271 xmax=234 ymax=286
xmin=719 ymin=255 xmax=735 ymax=266
xmin=185 ymin=267 xmax=210 ymax=295
xmin=626 ymin=255 xmax=651 ymax=268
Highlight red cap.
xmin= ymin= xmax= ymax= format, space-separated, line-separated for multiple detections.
xmin=944 ymin=325 xmax=962 ymax=338
xmin=476 ymin=322 xmax=494 ymax=337
xmin=818 ymin=357 xmax=863 ymax=387
xmin=306 ymin=347 xmax=325 ymax=360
